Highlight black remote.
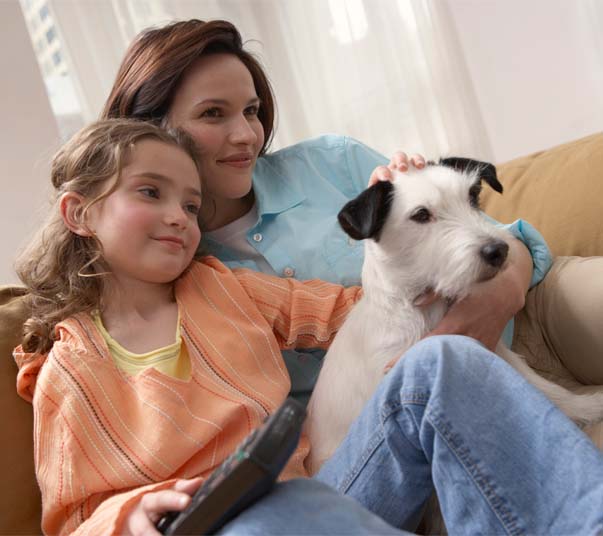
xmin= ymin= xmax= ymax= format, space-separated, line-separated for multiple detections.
xmin=156 ymin=397 xmax=306 ymax=535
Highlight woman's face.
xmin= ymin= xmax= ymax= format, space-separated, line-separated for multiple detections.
xmin=168 ymin=53 xmax=265 ymax=229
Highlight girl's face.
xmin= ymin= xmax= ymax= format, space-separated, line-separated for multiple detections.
xmin=167 ymin=53 xmax=265 ymax=229
xmin=86 ymin=139 xmax=202 ymax=286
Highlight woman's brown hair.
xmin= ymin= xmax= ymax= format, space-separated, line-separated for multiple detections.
xmin=102 ymin=19 xmax=276 ymax=155
xmin=15 ymin=119 xmax=202 ymax=355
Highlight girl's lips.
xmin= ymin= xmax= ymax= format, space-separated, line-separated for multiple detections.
xmin=154 ymin=236 xmax=184 ymax=250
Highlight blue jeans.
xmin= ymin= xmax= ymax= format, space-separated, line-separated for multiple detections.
xmin=221 ymin=335 xmax=603 ymax=535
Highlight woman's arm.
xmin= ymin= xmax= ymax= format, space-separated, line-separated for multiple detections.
xmin=364 ymin=152 xmax=548 ymax=352
xmin=425 ymin=237 xmax=532 ymax=351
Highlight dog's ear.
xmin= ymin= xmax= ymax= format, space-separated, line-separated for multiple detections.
xmin=439 ymin=157 xmax=503 ymax=194
xmin=338 ymin=181 xmax=394 ymax=241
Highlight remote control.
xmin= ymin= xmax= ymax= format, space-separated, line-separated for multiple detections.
xmin=156 ymin=397 xmax=306 ymax=535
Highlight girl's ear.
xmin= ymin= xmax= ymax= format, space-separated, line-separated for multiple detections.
xmin=59 ymin=192 xmax=93 ymax=237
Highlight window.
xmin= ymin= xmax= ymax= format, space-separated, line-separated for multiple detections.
xmin=19 ymin=0 xmax=85 ymax=141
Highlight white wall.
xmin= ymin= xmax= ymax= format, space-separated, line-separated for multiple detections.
xmin=447 ymin=0 xmax=603 ymax=163
xmin=0 ymin=1 xmax=61 ymax=284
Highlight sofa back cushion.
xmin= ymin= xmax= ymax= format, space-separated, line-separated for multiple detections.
xmin=482 ymin=132 xmax=603 ymax=257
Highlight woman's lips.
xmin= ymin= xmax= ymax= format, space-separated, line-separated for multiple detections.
xmin=218 ymin=154 xmax=254 ymax=168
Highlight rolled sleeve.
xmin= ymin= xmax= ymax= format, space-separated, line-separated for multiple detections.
xmin=485 ymin=215 xmax=553 ymax=288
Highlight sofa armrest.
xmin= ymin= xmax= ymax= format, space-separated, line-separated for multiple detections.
xmin=0 ymin=286 xmax=42 ymax=534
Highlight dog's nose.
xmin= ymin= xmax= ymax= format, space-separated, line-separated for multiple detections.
xmin=480 ymin=240 xmax=509 ymax=267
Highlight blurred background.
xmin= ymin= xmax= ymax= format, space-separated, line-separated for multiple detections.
xmin=2 ymin=0 xmax=602 ymax=282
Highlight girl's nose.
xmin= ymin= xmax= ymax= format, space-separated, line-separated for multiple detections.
xmin=165 ymin=204 xmax=188 ymax=229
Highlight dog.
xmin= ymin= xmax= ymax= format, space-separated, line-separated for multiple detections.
xmin=304 ymin=157 xmax=603 ymax=478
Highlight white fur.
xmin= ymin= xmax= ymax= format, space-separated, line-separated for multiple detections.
xmin=304 ymin=165 xmax=603 ymax=476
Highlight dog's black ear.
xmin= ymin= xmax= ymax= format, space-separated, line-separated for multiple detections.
xmin=439 ymin=157 xmax=503 ymax=194
xmin=338 ymin=181 xmax=394 ymax=241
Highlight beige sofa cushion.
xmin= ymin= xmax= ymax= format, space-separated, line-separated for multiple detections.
xmin=482 ymin=132 xmax=603 ymax=258
xmin=0 ymin=287 xmax=41 ymax=534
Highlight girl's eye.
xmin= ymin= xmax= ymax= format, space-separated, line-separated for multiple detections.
xmin=139 ymin=187 xmax=159 ymax=199
xmin=185 ymin=203 xmax=201 ymax=215
xmin=200 ymin=107 xmax=222 ymax=119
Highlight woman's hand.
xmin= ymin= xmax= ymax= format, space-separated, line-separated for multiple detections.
xmin=369 ymin=151 xmax=426 ymax=187
xmin=424 ymin=237 xmax=533 ymax=351
xmin=123 ymin=477 xmax=202 ymax=536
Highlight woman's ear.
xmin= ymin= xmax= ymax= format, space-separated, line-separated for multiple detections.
xmin=59 ymin=192 xmax=93 ymax=237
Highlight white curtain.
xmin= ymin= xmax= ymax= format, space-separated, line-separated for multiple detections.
xmin=45 ymin=0 xmax=494 ymax=161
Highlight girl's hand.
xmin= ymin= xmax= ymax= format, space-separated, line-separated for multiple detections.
xmin=423 ymin=238 xmax=532 ymax=352
xmin=123 ymin=477 xmax=202 ymax=536
xmin=369 ymin=151 xmax=426 ymax=187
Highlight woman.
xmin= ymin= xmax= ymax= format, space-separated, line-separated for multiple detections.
xmin=101 ymin=19 xmax=569 ymax=404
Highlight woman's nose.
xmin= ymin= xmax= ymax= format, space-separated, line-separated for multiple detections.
xmin=229 ymin=115 xmax=258 ymax=145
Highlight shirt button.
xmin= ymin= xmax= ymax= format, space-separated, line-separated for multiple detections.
xmin=347 ymin=237 xmax=355 ymax=246
xmin=283 ymin=266 xmax=295 ymax=277
xmin=252 ymin=233 xmax=263 ymax=242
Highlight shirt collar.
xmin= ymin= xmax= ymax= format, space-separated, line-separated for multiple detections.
xmin=252 ymin=157 xmax=306 ymax=216
xmin=200 ymin=156 xmax=306 ymax=257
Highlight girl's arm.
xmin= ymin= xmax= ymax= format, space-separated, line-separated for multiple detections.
xmin=15 ymin=339 xmax=199 ymax=536
xmin=30 ymin=395 xmax=193 ymax=536
xmin=234 ymin=270 xmax=362 ymax=350
xmin=119 ymin=479 xmax=202 ymax=536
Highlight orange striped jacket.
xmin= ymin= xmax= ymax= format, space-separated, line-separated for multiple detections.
xmin=14 ymin=257 xmax=360 ymax=535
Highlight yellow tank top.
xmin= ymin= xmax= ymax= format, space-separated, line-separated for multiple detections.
xmin=92 ymin=313 xmax=191 ymax=380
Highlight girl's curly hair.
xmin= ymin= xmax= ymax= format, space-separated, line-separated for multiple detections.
xmin=15 ymin=118 xmax=202 ymax=354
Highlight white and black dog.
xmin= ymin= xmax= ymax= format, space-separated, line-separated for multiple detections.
xmin=304 ymin=157 xmax=603 ymax=475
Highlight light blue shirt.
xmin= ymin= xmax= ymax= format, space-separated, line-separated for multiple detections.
xmin=203 ymin=135 xmax=553 ymax=403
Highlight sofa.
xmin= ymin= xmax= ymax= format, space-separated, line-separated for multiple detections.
xmin=2 ymin=132 xmax=602 ymax=534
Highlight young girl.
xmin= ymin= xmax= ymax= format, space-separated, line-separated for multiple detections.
xmin=14 ymin=119 xmax=603 ymax=536
xmin=14 ymin=118 xmax=364 ymax=534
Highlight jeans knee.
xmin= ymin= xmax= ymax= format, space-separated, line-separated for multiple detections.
xmin=392 ymin=335 xmax=492 ymax=377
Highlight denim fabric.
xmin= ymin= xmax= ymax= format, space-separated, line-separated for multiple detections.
xmin=317 ymin=335 xmax=603 ymax=534
xmin=219 ymin=335 xmax=603 ymax=535
xmin=219 ymin=479 xmax=408 ymax=535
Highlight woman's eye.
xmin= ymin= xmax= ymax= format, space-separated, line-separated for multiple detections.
xmin=139 ymin=187 xmax=159 ymax=199
xmin=244 ymin=105 xmax=260 ymax=116
xmin=200 ymin=107 xmax=222 ymax=119
xmin=410 ymin=207 xmax=432 ymax=223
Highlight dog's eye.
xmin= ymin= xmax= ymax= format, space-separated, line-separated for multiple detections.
xmin=410 ymin=207 xmax=432 ymax=223
xmin=469 ymin=184 xmax=482 ymax=208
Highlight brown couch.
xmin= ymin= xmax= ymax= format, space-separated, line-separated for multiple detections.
xmin=2 ymin=132 xmax=602 ymax=535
